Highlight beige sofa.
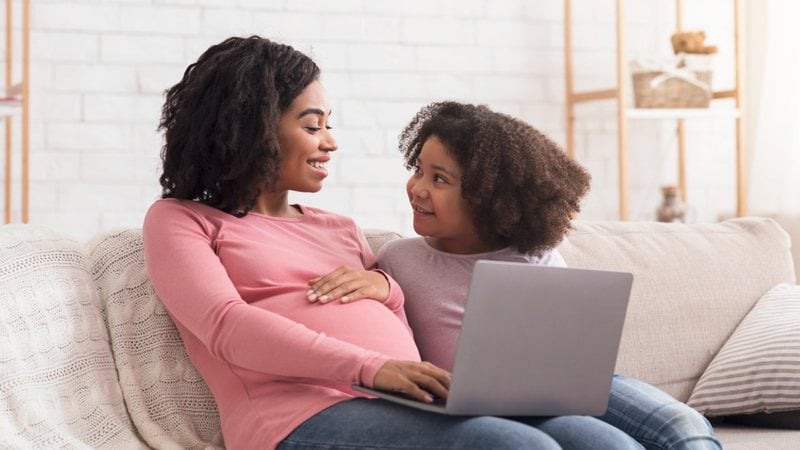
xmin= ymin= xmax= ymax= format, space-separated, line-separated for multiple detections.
xmin=0 ymin=218 xmax=797 ymax=449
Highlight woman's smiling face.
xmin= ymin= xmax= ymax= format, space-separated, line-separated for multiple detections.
xmin=275 ymin=80 xmax=338 ymax=193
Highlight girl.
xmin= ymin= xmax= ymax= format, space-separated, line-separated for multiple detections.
xmin=372 ymin=101 xmax=723 ymax=450
xmin=144 ymin=36 xmax=636 ymax=449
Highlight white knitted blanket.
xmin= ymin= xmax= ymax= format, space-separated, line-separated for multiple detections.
xmin=87 ymin=229 xmax=223 ymax=450
xmin=0 ymin=224 xmax=224 ymax=449
xmin=0 ymin=225 xmax=147 ymax=449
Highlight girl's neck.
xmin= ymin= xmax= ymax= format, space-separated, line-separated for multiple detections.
xmin=254 ymin=191 xmax=303 ymax=218
xmin=425 ymin=236 xmax=505 ymax=255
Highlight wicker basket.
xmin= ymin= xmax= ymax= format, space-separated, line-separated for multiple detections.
xmin=632 ymin=69 xmax=712 ymax=108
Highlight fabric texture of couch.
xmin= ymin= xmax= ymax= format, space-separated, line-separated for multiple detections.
xmin=0 ymin=217 xmax=798 ymax=449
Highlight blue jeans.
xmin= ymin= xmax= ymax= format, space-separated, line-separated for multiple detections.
xmin=600 ymin=374 xmax=722 ymax=450
xmin=278 ymin=397 xmax=642 ymax=450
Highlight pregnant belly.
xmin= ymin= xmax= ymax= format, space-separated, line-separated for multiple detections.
xmin=274 ymin=299 xmax=421 ymax=361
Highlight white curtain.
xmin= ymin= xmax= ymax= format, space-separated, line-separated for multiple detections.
xmin=746 ymin=0 xmax=800 ymax=214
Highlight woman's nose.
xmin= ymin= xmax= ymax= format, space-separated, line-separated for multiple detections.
xmin=321 ymin=130 xmax=337 ymax=152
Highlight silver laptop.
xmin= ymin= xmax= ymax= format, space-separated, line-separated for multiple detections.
xmin=353 ymin=260 xmax=633 ymax=416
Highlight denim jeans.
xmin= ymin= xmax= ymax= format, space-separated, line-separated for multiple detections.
xmin=278 ymin=397 xmax=642 ymax=450
xmin=600 ymin=374 xmax=722 ymax=450
xmin=278 ymin=375 xmax=722 ymax=450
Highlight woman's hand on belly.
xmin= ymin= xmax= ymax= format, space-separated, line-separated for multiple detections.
xmin=373 ymin=360 xmax=451 ymax=403
xmin=306 ymin=266 xmax=389 ymax=304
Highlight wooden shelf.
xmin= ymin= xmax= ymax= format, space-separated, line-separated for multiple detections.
xmin=0 ymin=99 xmax=22 ymax=118
xmin=3 ymin=0 xmax=31 ymax=224
xmin=626 ymin=107 xmax=741 ymax=119
xmin=564 ymin=0 xmax=745 ymax=220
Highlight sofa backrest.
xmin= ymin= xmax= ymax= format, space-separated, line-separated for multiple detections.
xmin=0 ymin=225 xmax=146 ymax=449
xmin=366 ymin=219 xmax=796 ymax=402
xmin=558 ymin=218 xmax=796 ymax=401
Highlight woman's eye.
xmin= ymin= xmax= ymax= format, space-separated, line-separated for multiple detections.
xmin=305 ymin=126 xmax=321 ymax=133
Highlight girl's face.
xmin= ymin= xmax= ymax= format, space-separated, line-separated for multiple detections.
xmin=406 ymin=136 xmax=486 ymax=254
xmin=275 ymin=80 xmax=337 ymax=193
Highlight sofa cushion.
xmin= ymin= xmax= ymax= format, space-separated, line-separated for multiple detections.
xmin=363 ymin=228 xmax=402 ymax=256
xmin=557 ymin=218 xmax=796 ymax=402
xmin=687 ymin=283 xmax=800 ymax=417
xmin=87 ymin=229 xmax=223 ymax=449
xmin=0 ymin=225 xmax=145 ymax=448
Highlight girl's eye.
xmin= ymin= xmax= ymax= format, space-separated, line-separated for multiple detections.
xmin=434 ymin=175 xmax=448 ymax=183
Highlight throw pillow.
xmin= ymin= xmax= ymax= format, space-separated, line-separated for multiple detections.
xmin=87 ymin=229 xmax=224 ymax=449
xmin=687 ymin=283 xmax=800 ymax=417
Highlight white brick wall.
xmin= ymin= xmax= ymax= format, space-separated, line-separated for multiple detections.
xmin=1 ymin=0 xmax=739 ymax=240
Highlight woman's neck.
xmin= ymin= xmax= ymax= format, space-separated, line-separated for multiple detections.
xmin=254 ymin=191 xmax=303 ymax=218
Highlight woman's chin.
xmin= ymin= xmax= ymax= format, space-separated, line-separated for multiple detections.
xmin=295 ymin=183 xmax=324 ymax=193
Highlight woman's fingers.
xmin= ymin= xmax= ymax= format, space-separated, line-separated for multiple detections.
xmin=415 ymin=362 xmax=451 ymax=399
xmin=306 ymin=267 xmax=353 ymax=302
xmin=307 ymin=267 xmax=389 ymax=303
xmin=373 ymin=360 xmax=452 ymax=403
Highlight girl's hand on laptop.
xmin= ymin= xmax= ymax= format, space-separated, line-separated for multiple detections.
xmin=373 ymin=360 xmax=451 ymax=403
xmin=306 ymin=266 xmax=390 ymax=303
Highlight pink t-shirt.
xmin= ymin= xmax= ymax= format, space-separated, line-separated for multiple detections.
xmin=143 ymin=199 xmax=420 ymax=449
xmin=377 ymin=237 xmax=566 ymax=372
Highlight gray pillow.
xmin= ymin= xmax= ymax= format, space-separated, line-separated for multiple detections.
xmin=688 ymin=283 xmax=800 ymax=417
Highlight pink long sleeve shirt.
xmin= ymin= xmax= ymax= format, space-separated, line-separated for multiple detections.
xmin=143 ymin=199 xmax=420 ymax=449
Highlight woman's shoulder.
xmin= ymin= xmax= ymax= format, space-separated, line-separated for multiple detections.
xmin=144 ymin=198 xmax=230 ymax=230
xmin=147 ymin=198 xmax=210 ymax=218
xmin=299 ymin=205 xmax=362 ymax=229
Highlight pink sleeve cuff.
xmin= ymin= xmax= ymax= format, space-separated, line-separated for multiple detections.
xmin=359 ymin=354 xmax=392 ymax=387
xmin=373 ymin=269 xmax=404 ymax=311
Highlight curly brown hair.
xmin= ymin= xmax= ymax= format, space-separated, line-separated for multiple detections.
xmin=399 ymin=101 xmax=591 ymax=255
xmin=158 ymin=36 xmax=320 ymax=216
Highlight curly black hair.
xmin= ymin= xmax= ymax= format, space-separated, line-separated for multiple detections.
xmin=399 ymin=101 xmax=591 ymax=255
xmin=158 ymin=35 xmax=320 ymax=215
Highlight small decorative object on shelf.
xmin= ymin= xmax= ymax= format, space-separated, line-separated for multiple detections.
xmin=630 ymin=54 xmax=713 ymax=108
xmin=670 ymin=30 xmax=718 ymax=55
xmin=657 ymin=185 xmax=687 ymax=223
xmin=0 ymin=83 xmax=23 ymax=116
xmin=630 ymin=30 xmax=717 ymax=109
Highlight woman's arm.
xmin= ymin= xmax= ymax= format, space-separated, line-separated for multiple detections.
xmin=305 ymin=225 xmax=406 ymax=315
xmin=143 ymin=201 xmax=391 ymax=386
